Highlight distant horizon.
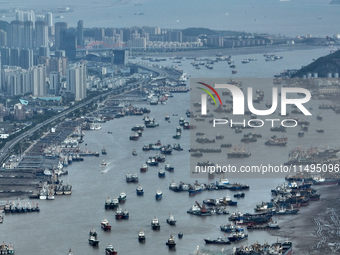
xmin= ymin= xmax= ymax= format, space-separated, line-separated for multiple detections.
xmin=0 ymin=0 xmax=338 ymax=37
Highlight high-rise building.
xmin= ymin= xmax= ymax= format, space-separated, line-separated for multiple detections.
xmin=0 ymin=21 xmax=9 ymax=34
xmin=35 ymin=15 xmax=45 ymax=22
xmin=2 ymin=66 xmax=30 ymax=95
xmin=66 ymin=62 xmax=87 ymax=101
xmin=45 ymin=12 xmax=53 ymax=36
xmin=23 ymin=21 xmax=34 ymax=49
xmin=35 ymin=21 xmax=48 ymax=48
xmin=77 ymin=20 xmax=84 ymax=47
xmin=55 ymin=50 xmax=66 ymax=58
xmin=20 ymin=48 xmax=33 ymax=69
xmin=8 ymin=20 xmax=24 ymax=48
xmin=105 ymin=28 xmax=116 ymax=37
xmin=112 ymin=50 xmax=128 ymax=65
xmin=0 ymin=52 xmax=1 ymax=92
xmin=31 ymin=64 xmax=46 ymax=96
xmin=94 ymin=27 xmax=104 ymax=41
xmin=10 ymin=48 xmax=20 ymax=67
xmin=122 ymin=28 xmax=131 ymax=42
xmin=166 ymin=31 xmax=182 ymax=43
xmin=0 ymin=47 xmax=10 ymax=66
xmin=60 ymin=29 xmax=76 ymax=61
xmin=0 ymin=30 xmax=7 ymax=47
xmin=39 ymin=46 xmax=50 ymax=57
xmin=54 ymin=22 xmax=68 ymax=49
xmin=48 ymin=56 xmax=67 ymax=75
xmin=49 ymin=71 xmax=61 ymax=95
xmin=45 ymin=12 xmax=53 ymax=27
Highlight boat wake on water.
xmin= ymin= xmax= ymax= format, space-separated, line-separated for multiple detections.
xmin=101 ymin=164 xmax=114 ymax=174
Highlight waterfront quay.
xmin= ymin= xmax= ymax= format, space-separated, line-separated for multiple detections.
xmin=0 ymin=120 xmax=83 ymax=200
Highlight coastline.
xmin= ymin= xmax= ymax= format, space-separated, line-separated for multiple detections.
xmin=273 ymin=184 xmax=340 ymax=254
xmin=145 ymin=44 xmax=326 ymax=58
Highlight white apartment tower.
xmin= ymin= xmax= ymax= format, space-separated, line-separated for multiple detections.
xmin=31 ymin=64 xmax=46 ymax=96
xmin=66 ymin=63 xmax=87 ymax=101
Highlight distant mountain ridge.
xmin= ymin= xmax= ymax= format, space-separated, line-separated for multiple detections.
xmin=292 ymin=50 xmax=340 ymax=77
xmin=330 ymin=0 xmax=340 ymax=4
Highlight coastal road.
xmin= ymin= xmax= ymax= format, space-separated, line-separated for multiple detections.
xmin=0 ymin=64 xmax=166 ymax=165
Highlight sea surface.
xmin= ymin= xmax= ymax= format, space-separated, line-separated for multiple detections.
xmin=1 ymin=46 xmax=340 ymax=254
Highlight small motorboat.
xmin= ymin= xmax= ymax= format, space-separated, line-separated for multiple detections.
xmin=100 ymin=160 xmax=108 ymax=167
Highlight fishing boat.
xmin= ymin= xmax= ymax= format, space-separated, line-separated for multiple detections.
xmin=164 ymin=163 xmax=174 ymax=171
xmin=110 ymin=198 xmax=119 ymax=209
xmin=178 ymin=232 xmax=183 ymax=239
xmin=0 ymin=243 xmax=14 ymax=254
xmin=173 ymin=132 xmax=181 ymax=139
xmin=126 ymin=173 xmax=132 ymax=182
xmin=102 ymin=147 xmax=107 ymax=155
xmin=115 ymin=207 xmax=123 ymax=219
xmin=140 ymin=164 xmax=148 ymax=172
xmin=220 ymin=224 xmax=244 ymax=232
xmin=122 ymin=209 xmax=129 ymax=219
xmin=173 ymin=143 xmax=183 ymax=151
xmin=131 ymin=173 xmax=139 ymax=182
xmin=158 ymin=168 xmax=165 ymax=178
xmin=155 ymin=189 xmax=162 ymax=200
xmin=312 ymin=177 xmax=340 ymax=185
xmin=204 ymin=237 xmax=231 ymax=245
xmin=274 ymin=207 xmax=299 ymax=215
xmin=132 ymin=149 xmax=137 ymax=156
xmin=166 ymin=235 xmax=176 ymax=249
xmin=234 ymin=192 xmax=245 ymax=198
xmin=316 ymin=128 xmax=324 ymax=133
xmin=216 ymin=178 xmax=229 ymax=188
xmin=138 ymin=229 xmax=146 ymax=242
xmin=298 ymin=131 xmax=304 ymax=137
xmin=118 ymin=192 xmax=126 ymax=203
xmin=166 ymin=214 xmax=177 ymax=225
xmin=228 ymin=232 xmax=248 ymax=242
xmin=88 ymin=228 xmax=99 ymax=246
xmin=151 ymin=217 xmax=160 ymax=230
xmin=136 ymin=186 xmax=144 ymax=196
xmin=101 ymin=219 xmax=111 ymax=230
xmin=129 ymin=132 xmax=139 ymax=140
xmin=187 ymin=202 xmax=212 ymax=216
xmin=105 ymin=244 xmax=117 ymax=255
xmin=165 ymin=113 xmax=170 ymax=121
xmin=227 ymin=146 xmax=251 ymax=158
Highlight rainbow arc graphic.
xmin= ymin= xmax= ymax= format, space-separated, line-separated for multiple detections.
xmin=197 ymin=82 xmax=222 ymax=106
